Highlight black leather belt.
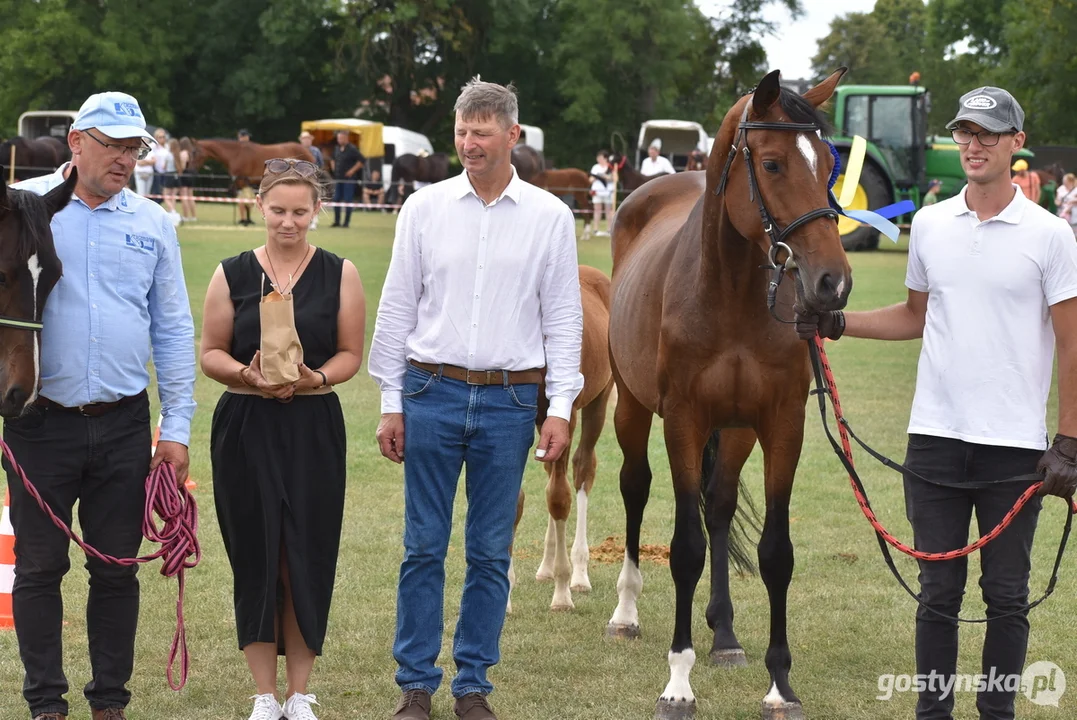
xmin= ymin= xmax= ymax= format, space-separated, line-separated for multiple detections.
xmin=34 ymin=390 xmax=148 ymax=417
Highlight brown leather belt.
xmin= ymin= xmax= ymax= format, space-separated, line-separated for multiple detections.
xmin=34 ymin=390 xmax=148 ymax=418
xmin=409 ymin=360 xmax=543 ymax=386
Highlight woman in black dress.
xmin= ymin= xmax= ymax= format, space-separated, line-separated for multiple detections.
xmin=199 ymin=159 xmax=366 ymax=720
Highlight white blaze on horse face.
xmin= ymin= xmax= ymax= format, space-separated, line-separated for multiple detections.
xmin=659 ymin=648 xmax=696 ymax=703
xmin=26 ymin=253 xmax=42 ymax=407
xmin=797 ymin=133 xmax=818 ymax=177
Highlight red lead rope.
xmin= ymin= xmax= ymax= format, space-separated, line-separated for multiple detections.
xmin=1 ymin=438 xmax=200 ymax=690
xmin=811 ymin=336 xmax=1066 ymax=561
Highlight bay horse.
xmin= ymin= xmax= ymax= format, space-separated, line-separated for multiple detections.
xmin=0 ymin=136 xmax=71 ymax=180
xmin=511 ymin=145 xmax=545 ymax=182
xmin=530 ymin=168 xmax=594 ymax=239
xmin=0 ymin=168 xmax=75 ymax=416
xmin=392 ymin=152 xmax=451 ymax=186
xmin=607 ymin=152 xmax=661 ymax=194
xmin=605 ymin=68 xmax=851 ymax=720
xmin=509 ymin=265 xmax=613 ymax=611
xmin=191 ymin=139 xmax=314 ymax=188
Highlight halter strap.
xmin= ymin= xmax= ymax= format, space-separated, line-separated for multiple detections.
xmin=0 ymin=316 xmax=43 ymax=332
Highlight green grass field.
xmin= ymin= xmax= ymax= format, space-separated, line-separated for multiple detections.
xmin=1 ymin=204 xmax=1074 ymax=719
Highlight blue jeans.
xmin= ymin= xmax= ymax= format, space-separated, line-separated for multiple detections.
xmin=394 ymin=364 xmax=537 ymax=697
xmin=333 ymin=180 xmax=356 ymax=226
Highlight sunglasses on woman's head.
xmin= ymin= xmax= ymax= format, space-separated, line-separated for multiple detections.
xmin=264 ymin=158 xmax=318 ymax=177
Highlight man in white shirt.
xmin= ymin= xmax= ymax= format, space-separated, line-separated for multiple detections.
xmin=797 ymin=86 xmax=1077 ymax=720
xmin=369 ymin=78 xmax=583 ymax=720
xmin=639 ymin=138 xmax=675 ymax=177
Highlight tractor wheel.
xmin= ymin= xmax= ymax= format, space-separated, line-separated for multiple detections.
xmin=834 ymin=155 xmax=890 ymax=251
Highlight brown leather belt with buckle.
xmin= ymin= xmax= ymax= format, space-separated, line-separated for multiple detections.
xmin=34 ymin=389 xmax=148 ymax=417
xmin=409 ymin=360 xmax=543 ymax=386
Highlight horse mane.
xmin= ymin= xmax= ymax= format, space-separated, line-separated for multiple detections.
xmin=6 ymin=187 xmax=55 ymax=263
xmin=777 ymin=88 xmax=832 ymax=137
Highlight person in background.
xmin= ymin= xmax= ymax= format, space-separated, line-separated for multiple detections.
xmin=6 ymin=90 xmax=195 ymax=720
xmin=133 ymin=137 xmax=156 ymax=197
xmin=329 ymin=130 xmax=364 ymax=228
xmin=923 ymin=178 xmax=942 ymax=205
xmin=150 ymin=128 xmax=171 ymax=203
xmin=178 ymin=137 xmax=198 ymax=223
xmin=588 ymin=149 xmax=612 ymax=237
xmin=163 ymin=138 xmax=181 ymax=217
xmin=1011 ymin=158 xmax=1040 ymax=203
xmin=640 ymin=138 xmax=675 ymax=177
xmin=299 ymin=131 xmax=324 ymax=170
xmin=237 ymin=129 xmax=255 ymax=226
xmin=200 ymin=158 xmax=366 ymax=720
xmin=1058 ymin=172 xmax=1077 ymax=238
xmin=362 ymin=169 xmax=386 ymax=208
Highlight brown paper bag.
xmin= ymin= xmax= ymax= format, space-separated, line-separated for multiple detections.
xmin=259 ymin=275 xmax=303 ymax=384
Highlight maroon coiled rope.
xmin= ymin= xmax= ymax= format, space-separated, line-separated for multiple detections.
xmin=0 ymin=438 xmax=200 ymax=690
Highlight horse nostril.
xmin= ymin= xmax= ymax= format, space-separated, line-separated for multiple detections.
xmin=4 ymin=386 xmax=28 ymax=411
xmin=817 ymin=272 xmax=846 ymax=300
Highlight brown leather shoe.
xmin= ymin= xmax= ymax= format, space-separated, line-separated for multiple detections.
xmin=391 ymin=688 xmax=432 ymax=720
xmin=91 ymin=709 xmax=126 ymax=720
xmin=453 ymin=693 xmax=497 ymax=720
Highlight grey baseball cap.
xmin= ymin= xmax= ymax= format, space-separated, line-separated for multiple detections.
xmin=946 ymin=86 xmax=1024 ymax=133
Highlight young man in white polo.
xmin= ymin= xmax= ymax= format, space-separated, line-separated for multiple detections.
xmin=797 ymin=87 xmax=1077 ymax=719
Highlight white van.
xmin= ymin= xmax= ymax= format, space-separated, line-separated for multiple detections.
xmin=636 ymin=119 xmax=709 ymax=170
xmin=518 ymin=124 xmax=545 ymax=153
xmin=18 ymin=111 xmax=78 ymax=140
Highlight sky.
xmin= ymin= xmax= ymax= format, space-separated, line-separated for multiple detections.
xmin=699 ymin=0 xmax=872 ymax=80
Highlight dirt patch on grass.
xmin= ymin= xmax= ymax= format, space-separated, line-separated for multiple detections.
xmin=591 ymin=535 xmax=671 ymax=566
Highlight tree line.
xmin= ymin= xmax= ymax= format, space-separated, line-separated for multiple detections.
xmin=1 ymin=0 xmax=1072 ymax=171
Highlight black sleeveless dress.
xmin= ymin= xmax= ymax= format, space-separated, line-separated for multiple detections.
xmin=210 ymin=247 xmax=347 ymax=656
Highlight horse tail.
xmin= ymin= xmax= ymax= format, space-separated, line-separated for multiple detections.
xmin=699 ymin=429 xmax=760 ymax=576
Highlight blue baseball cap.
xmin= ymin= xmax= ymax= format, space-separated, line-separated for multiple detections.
xmin=71 ymin=91 xmax=154 ymax=143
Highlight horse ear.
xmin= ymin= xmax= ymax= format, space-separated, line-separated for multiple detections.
xmin=802 ymin=67 xmax=848 ymax=108
xmin=43 ymin=167 xmax=77 ymax=218
xmin=752 ymin=70 xmax=783 ymax=118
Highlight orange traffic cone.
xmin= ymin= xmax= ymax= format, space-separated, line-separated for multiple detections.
xmin=0 ymin=489 xmax=15 ymax=629
xmin=152 ymin=413 xmax=196 ymax=491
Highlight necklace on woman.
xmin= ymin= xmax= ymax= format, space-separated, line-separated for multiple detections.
xmin=264 ymin=243 xmax=313 ymax=295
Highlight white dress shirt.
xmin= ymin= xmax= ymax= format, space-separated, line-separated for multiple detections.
xmin=368 ymin=167 xmax=584 ymax=420
xmin=640 ymin=155 xmax=676 ymax=176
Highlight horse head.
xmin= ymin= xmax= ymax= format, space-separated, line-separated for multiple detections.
xmin=710 ymin=67 xmax=852 ymax=313
xmin=0 ymin=168 xmax=74 ymax=417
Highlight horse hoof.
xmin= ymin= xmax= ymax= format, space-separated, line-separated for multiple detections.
xmin=654 ymin=698 xmax=695 ymax=720
xmin=606 ymin=622 xmax=641 ymax=639
xmin=761 ymin=701 xmax=804 ymax=720
xmin=550 ymin=600 xmax=575 ymax=612
xmin=710 ymin=648 xmax=747 ymax=667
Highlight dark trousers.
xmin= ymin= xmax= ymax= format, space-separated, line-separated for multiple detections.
xmin=903 ymin=434 xmax=1043 ymax=720
xmin=1 ymin=394 xmax=151 ymax=716
xmin=333 ymin=179 xmax=356 ymax=226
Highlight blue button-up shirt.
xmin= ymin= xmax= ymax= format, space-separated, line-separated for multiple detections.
xmin=15 ymin=165 xmax=196 ymax=445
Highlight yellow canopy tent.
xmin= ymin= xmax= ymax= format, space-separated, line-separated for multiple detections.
xmin=300 ymin=119 xmax=385 ymax=158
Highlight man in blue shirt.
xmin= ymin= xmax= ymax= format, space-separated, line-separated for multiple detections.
xmin=3 ymin=91 xmax=196 ymax=720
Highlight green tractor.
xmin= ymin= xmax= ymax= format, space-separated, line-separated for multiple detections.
xmin=828 ymin=84 xmax=1035 ymax=250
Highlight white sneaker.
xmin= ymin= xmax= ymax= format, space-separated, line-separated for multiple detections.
xmin=248 ymin=693 xmax=283 ymax=720
xmin=282 ymin=692 xmax=320 ymax=720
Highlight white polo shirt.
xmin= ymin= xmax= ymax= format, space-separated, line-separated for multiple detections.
xmin=905 ymin=184 xmax=1077 ymax=450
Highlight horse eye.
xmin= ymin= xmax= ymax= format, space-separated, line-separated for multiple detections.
xmin=762 ymin=161 xmax=780 ymax=173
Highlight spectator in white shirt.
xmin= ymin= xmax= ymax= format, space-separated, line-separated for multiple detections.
xmin=640 ymin=138 xmax=676 ymax=177
xmin=369 ymin=77 xmax=583 ymax=720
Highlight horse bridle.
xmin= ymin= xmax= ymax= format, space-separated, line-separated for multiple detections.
xmin=714 ymin=103 xmax=839 ymax=273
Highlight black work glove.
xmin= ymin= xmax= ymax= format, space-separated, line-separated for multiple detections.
xmin=793 ymin=308 xmax=845 ymax=342
xmin=1037 ymin=433 xmax=1077 ymax=499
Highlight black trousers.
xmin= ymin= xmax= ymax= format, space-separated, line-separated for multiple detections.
xmin=2 ymin=394 xmax=151 ymax=716
xmin=903 ymin=434 xmax=1043 ymax=720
